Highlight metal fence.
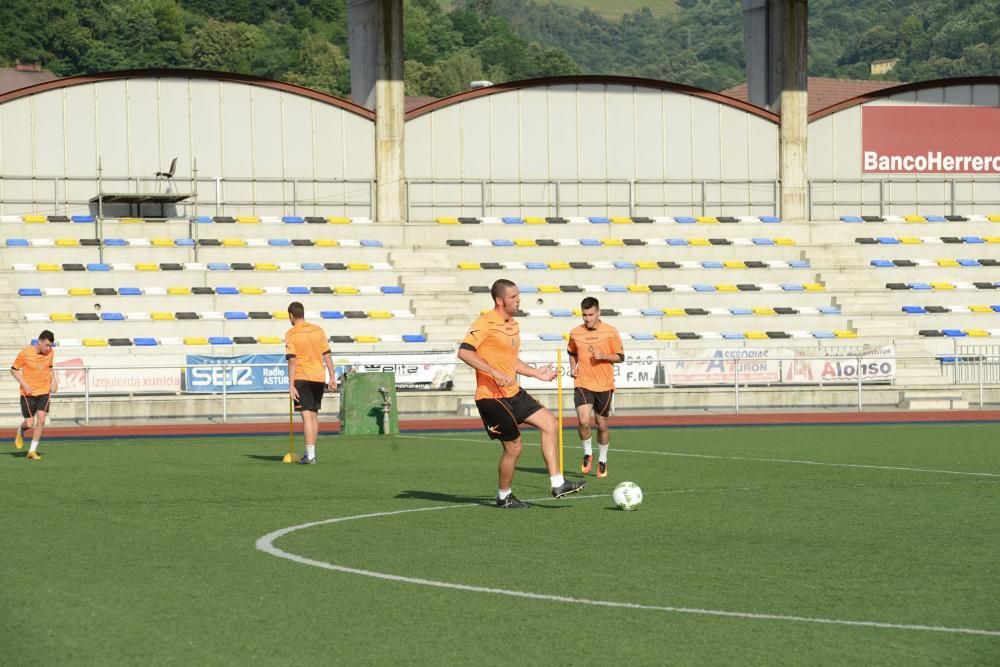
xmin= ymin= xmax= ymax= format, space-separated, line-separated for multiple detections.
xmin=808 ymin=176 xmax=1000 ymax=219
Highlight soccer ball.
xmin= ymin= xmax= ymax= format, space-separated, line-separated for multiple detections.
xmin=612 ymin=481 xmax=643 ymax=511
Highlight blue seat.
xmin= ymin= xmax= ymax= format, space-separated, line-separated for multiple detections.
xmin=908 ymin=282 xmax=932 ymax=290
xmin=491 ymin=239 xmax=514 ymax=247
xmin=119 ymin=287 xmax=142 ymax=296
xmin=539 ymin=333 xmax=563 ymax=341
xmin=209 ymin=336 xmax=233 ymax=345
xmin=613 ymin=261 xmax=636 ymax=269
xmin=788 ymin=259 xmax=811 ymax=268
xmin=631 ymin=333 xmax=655 ymax=341
xmin=902 ymin=306 xmax=927 ymax=314
xmin=216 ymin=286 xmax=239 ymax=295
xmin=666 ymin=238 xmax=688 ymax=246
xmin=282 ymin=216 xmax=305 ymax=223
xmin=760 ymin=215 xmax=781 ymax=223
xmin=958 ymin=259 xmax=980 ymax=267
xmin=550 ymin=309 xmax=574 ymax=317
xmin=381 ymin=286 xmax=404 ymax=294
xmin=320 ymin=311 xmax=344 ymax=319
xmin=942 ymin=329 xmax=967 ymax=337
xmin=501 ymin=216 xmax=524 ymax=224
xmin=402 ymin=334 xmax=427 ymax=343
xmin=674 ymin=216 xmax=696 ymax=224
xmin=192 ymin=216 xmax=212 ymax=224
xmin=224 ymin=311 xmax=248 ymax=320
xmin=268 ymin=239 xmax=291 ymax=246
xmin=640 ymin=308 xmax=662 ymax=317
xmin=962 ymin=236 xmax=985 ymax=244
xmin=287 ymin=286 xmax=310 ymax=295
xmin=526 ymin=262 xmax=547 ymax=269
xmin=134 ymin=338 xmax=158 ymax=346
xmin=519 ymin=285 xmax=539 ymax=293
xmin=588 ymin=216 xmax=611 ymax=224
xmin=604 ymin=285 xmax=628 ymax=293
xmin=752 ymin=238 xmax=775 ymax=246
xmin=693 ymin=284 xmax=717 ymax=292
xmin=877 ymin=237 xmax=901 ymax=244
xmin=72 ymin=215 xmax=95 ymax=223
xmin=818 ymin=306 xmax=841 ymax=314
xmin=580 ymin=238 xmax=602 ymax=246
xmin=207 ymin=262 xmax=230 ymax=271
xmin=18 ymin=288 xmax=42 ymax=296
xmin=722 ymin=332 xmax=746 ymax=340
xmin=840 ymin=215 xmax=864 ymax=223
xmin=871 ymin=259 xmax=894 ymax=267
xmin=86 ymin=263 xmax=111 ymax=271
xmin=300 ymin=262 xmax=324 ymax=271
xmin=991 ymin=305 xmax=1000 ymax=313
xmin=175 ymin=238 xmax=195 ymax=246
xmin=361 ymin=239 xmax=382 ymax=247
xmin=781 ymin=283 xmax=804 ymax=291
xmin=102 ymin=312 xmax=125 ymax=320
xmin=6 ymin=239 xmax=28 ymax=247
xmin=811 ymin=330 xmax=836 ymax=339
xmin=104 ymin=238 xmax=127 ymax=246
xmin=925 ymin=215 xmax=946 ymax=222
xmin=729 ymin=307 xmax=753 ymax=315
xmin=701 ymin=260 xmax=724 ymax=269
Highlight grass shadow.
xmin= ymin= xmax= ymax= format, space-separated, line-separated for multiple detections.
xmin=244 ymin=454 xmax=290 ymax=462
xmin=396 ymin=489 xmax=491 ymax=506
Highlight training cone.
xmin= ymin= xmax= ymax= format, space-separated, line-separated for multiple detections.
xmin=282 ymin=453 xmax=295 ymax=464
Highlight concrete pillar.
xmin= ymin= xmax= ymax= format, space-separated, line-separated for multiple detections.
xmin=348 ymin=0 xmax=405 ymax=223
xmin=779 ymin=0 xmax=808 ymax=222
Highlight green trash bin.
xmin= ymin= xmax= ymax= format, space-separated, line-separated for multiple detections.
xmin=339 ymin=371 xmax=399 ymax=435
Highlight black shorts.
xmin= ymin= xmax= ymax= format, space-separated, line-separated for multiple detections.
xmin=294 ymin=381 xmax=325 ymax=412
xmin=20 ymin=394 xmax=51 ymax=419
xmin=573 ymin=387 xmax=614 ymax=418
xmin=475 ymin=389 xmax=545 ymax=442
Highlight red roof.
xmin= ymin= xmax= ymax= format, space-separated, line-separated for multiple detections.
xmin=721 ymin=77 xmax=901 ymax=115
xmin=0 ymin=67 xmax=58 ymax=96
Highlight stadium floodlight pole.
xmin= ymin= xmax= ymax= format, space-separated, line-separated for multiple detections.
xmin=557 ymin=348 xmax=564 ymax=474
xmin=283 ymin=394 xmax=296 ymax=464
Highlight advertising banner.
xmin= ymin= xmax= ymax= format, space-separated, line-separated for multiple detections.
xmin=54 ymin=355 xmax=183 ymax=394
xmin=781 ymin=345 xmax=896 ymax=384
xmin=661 ymin=348 xmax=781 ymax=386
xmin=333 ymin=351 xmax=456 ymax=391
xmin=862 ymin=107 xmax=1000 ymax=174
xmin=518 ymin=350 xmax=658 ymax=390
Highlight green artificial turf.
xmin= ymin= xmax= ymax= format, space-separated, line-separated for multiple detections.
xmin=2 ymin=423 xmax=998 ymax=664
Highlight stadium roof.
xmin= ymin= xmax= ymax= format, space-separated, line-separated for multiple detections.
xmin=721 ymin=77 xmax=901 ymax=115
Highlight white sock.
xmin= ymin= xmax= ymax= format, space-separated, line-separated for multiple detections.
xmin=549 ymin=474 xmax=565 ymax=488
xmin=581 ymin=437 xmax=592 ymax=456
xmin=598 ymin=444 xmax=609 ymax=463
xmin=306 ymin=445 xmax=316 ymax=459
xmin=28 ymin=440 xmax=39 ymax=453
xmin=497 ymin=489 xmax=511 ymax=500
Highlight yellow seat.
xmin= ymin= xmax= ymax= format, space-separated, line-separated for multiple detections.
xmin=715 ymin=284 xmax=739 ymax=292
xmin=547 ymin=261 xmax=570 ymax=270
xmin=663 ymin=308 xmax=686 ymax=316
xmin=655 ymin=332 xmax=678 ymax=340
xmin=696 ymin=216 xmax=718 ymax=224
xmin=255 ymin=263 xmax=278 ymax=271
xmin=69 ymin=287 xmax=93 ymax=296
xmin=55 ymin=238 xmax=79 ymax=247
xmin=239 ymin=286 xmax=263 ymax=295
xmin=833 ymin=330 xmax=857 ymax=338
xmin=151 ymin=312 xmax=175 ymax=320
xmin=167 ymin=287 xmax=191 ymax=295
xmin=514 ymin=239 xmax=536 ymax=247
xmin=257 ymin=336 xmax=282 ymax=344
xmin=37 ymin=263 xmax=61 ymax=271
xmin=572 ymin=308 xmax=582 ymax=317
xmin=723 ymin=261 xmax=746 ymax=269
xmin=222 ymin=239 xmax=246 ymax=247
xmin=803 ymin=283 xmax=826 ymax=292
xmin=355 ymin=335 xmax=380 ymax=343
xmin=752 ymin=307 xmax=775 ymax=316
xmin=272 ymin=311 xmax=290 ymax=320
xmin=965 ymin=329 xmax=990 ymax=337
xmin=82 ymin=338 xmax=108 ymax=347
xmin=151 ymin=238 xmax=175 ymax=247
xmin=50 ymin=313 xmax=74 ymax=321
xmin=984 ymin=236 xmax=1000 ymax=244
xmin=458 ymin=262 xmax=481 ymax=270
xmin=627 ymin=284 xmax=650 ymax=293
xmin=688 ymin=238 xmax=711 ymax=246
xmin=314 ymin=239 xmax=339 ymax=247
xmin=236 ymin=216 xmax=260 ymax=224
xmin=904 ymin=215 xmax=926 ymax=223
xmin=774 ymin=237 xmax=795 ymax=246
xmin=136 ymin=263 xmax=159 ymax=271
xmin=524 ymin=216 xmax=546 ymax=224
xmin=898 ymin=237 xmax=923 ymax=244
xmin=119 ymin=217 xmax=143 ymax=224
xmin=602 ymin=239 xmax=624 ymax=246
xmin=436 ymin=217 xmax=459 ymax=224
xmin=184 ymin=336 xmax=209 ymax=345
xmin=987 ymin=215 xmax=1000 ymax=223
xmin=745 ymin=331 xmax=768 ymax=340
xmin=635 ymin=261 xmax=659 ymax=270
xmin=537 ymin=285 xmax=560 ymax=293
xmin=930 ymin=282 xmax=955 ymax=290
xmin=611 ymin=216 xmax=632 ymax=224
xmin=368 ymin=310 xmax=392 ymax=319
xmin=335 ymin=286 xmax=359 ymax=295
xmin=969 ymin=305 xmax=993 ymax=313
xmin=327 ymin=216 xmax=351 ymax=224
xmin=936 ymin=259 xmax=959 ymax=267
xmin=23 ymin=214 xmax=46 ymax=223
xmin=348 ymin=263 xmax=371 ymax=271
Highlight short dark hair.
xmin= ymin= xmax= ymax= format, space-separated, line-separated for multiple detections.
xmin=491 ymin=279 xmax=516 ymax=303
xmin=38 ymin=330 xmax=54 ymax=343
xmin=581 ymin=297 xmax=600 ymax=311
xmin=287 ymin=301 xmax=305 ymax=319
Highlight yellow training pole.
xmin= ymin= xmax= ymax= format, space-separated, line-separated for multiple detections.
xmin=283 ymin=394 xmax=295 ymax=463
xmin=557 ymin=348 xmax=564 ymax=474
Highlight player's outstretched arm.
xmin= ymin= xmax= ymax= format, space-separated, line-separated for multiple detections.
xmin=457 ymin=346 xmax=513 ymax=386
xmin=516 ymin=360 xmax=556 ymax=382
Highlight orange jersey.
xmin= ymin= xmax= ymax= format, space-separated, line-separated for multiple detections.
xmin=12 ymin=345 xmax=55 ymax=396
xmin=461 ymin=310 xmax=521 ymax=400
xmin=567 ymin=321 xmax=623 ymax=392
xmin=284 ymin=321 xmax=331 ymax=382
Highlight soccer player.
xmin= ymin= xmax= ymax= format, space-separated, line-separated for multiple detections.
xmin=285 ymin=302 xmax=337 ymax=464
xmin=458 ymin=279 xmax=586 ymax=508
xmin=567 ymin=297 xmax=624 ymax=478
xmin=11 ymin=330 xmax=58 ymax=460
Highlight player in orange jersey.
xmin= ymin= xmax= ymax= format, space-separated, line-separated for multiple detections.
xmin=285 ymin=302 xmax=337 ymax=464
xmin=458 ymin=279 xmax=585 ymax=508
xmin=11 ymin=330 xmax=58 ymax=460
xmin=567 ymin=297 xmax=624 ymax=479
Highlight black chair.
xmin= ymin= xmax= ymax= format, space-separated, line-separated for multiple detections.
xmin=155 ymin=157 xmax=177 ymax=191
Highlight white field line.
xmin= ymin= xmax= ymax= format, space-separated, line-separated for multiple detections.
xmin=396 ymin=434 xmax=1000 ymax=478
xmin=256 ymin=499 xmax=1000 ymax=638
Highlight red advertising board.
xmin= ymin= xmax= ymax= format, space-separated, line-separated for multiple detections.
xmin=862 ymin=106 xmax=1000 ymax=173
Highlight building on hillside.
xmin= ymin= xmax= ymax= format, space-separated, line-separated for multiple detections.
xmin=870 ymin=58 xmax=900 ymax=76
xmin=721 ymin=76 xmax=901 ymax=115
xmin=0 ymin=62 xmax=57 ymax=95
